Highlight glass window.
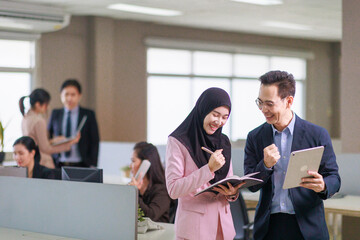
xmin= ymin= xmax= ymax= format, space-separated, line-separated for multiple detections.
xmin=147 ymin=47 xmax=307 ymax=144
xmin=147 ymin=48 xmax=191 ymax=75
xmin=0 ymin=73 xmax=31 ymax=151
xmin=292 ymin=81 xmax=304 ymax=118
xmin=147 ymin=76 xmax=192 ymax=145
xmin=0 ymin=40 xmax=32 ymax=68
xmin=0 ymin=39 xmax=34 ymax=152
xmin=192 ymin=78 xmax=231 ymax=105
xmin=232 ymin=79 xmax=264 ymax=139
xmin=193 ymin=51 xmax=232 ymax=76
xmin=271 ymin=57 xmax=306 ymax=80
xmin=234 ymin=54 xmax=269 ymax=78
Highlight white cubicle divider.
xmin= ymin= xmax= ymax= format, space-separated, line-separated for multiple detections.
xmin=336 ymin=154 xmax=360 ymax=195
xmin=98 ymin=141 xmax=242 ymax=180
xmin=98 ymin=142 xmax=135 ymax=176
xmin=0 ymin=176 xmax=138 ymax=240
xmin=98 ymin=141 xmax=168 ymax=178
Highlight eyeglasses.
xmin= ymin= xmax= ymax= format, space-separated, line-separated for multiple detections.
xmin=255 ymin=98 xmax=285 ymax=110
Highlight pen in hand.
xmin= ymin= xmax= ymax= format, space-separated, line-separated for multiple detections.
xmin=201 ymin=146 xmax=214 ymax=154
xmin=202 ymin=146 xmax=225 ymax=173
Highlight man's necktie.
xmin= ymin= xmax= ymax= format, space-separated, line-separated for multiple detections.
xmin=65 ymin=111 xmax=71 ymax=157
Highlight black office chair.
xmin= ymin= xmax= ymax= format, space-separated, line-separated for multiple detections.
xmin=230 ymin=191 xmax=255 ymax=240
xmin=168 ymin=199 xmax=178 ymax=223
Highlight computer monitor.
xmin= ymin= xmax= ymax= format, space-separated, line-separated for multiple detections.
xmin=61 ymin=167 xmax=103 ymax=183
xmin=0 ymin=166 xmax=27 ymax=178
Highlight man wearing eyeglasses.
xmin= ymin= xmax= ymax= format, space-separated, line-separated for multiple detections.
xmin=243 ymin=70 xmax=340 ymax=240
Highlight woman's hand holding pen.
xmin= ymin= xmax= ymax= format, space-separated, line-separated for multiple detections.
xmin=207 ymin=149 xmax=226 ymax=173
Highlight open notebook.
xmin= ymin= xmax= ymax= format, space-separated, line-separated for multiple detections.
xmin=195 ymin=172 xmax=263 ymax=196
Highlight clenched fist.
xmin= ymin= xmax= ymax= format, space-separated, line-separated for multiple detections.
xmin=263 ymin=144 xmax=280 ymax=168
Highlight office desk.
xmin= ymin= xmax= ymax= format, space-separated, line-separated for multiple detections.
xmin=103 ymin=176 xmax=176 ymax=239
xmin=0 ymin=224 xmax=175 ymax=240
xmin=138 ymin=223 xmax=175 ymax=240
xmin=241 ymin=190 xmax=360 ymax=240
xmin=324 ymin=195 xmax=360 ymax=240
xmin=241 ymin=190 xmax=360 ymax=217
xmin=324 ymin=195 xmax=360 ymax=217
xmin=0 ymin=227 xmax=80 ymax=240
xmin=241 ymin=190 xmax=259 ymax=209
xmin=103 ymin=174 xmax=129 ymax=185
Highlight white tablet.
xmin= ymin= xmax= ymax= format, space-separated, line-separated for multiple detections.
xmin=51 ymin=116 xmax=87 ymax=146
xmin=283 ymin=146 xmax=324 ymax=189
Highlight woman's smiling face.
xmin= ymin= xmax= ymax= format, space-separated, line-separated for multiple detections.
xmin=203 ymin=106 xmax=229 ymax=135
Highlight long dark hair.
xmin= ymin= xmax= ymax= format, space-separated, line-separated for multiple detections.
xmin=19 ymin=88 xmax=51 ymax=116
xmin=133 ymin=142 xmax=165 ymax=185
xmin=13 ymin=136 xmax=40 ymax=163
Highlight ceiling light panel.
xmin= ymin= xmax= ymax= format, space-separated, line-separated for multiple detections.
xmin=107 ymin=3 xmax=182 ymax=16
xmin=231 ymin=0 xmax=283 ymax=6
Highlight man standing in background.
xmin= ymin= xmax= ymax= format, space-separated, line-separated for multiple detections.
xmin=48 ymin=79 xmax=100 ymax=168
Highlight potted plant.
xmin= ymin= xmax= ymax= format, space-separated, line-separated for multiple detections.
xmin=0 ymin=120 xmax=5 ymax=163
xmin=121 ymin=165 xmax=131 ymax=178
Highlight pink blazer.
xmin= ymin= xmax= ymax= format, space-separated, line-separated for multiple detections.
xmin=165 ymin=136 xmax=236 ymax=240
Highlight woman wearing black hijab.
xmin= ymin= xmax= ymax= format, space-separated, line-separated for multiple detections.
xmin=165 ymin=87 xmax=243 ymax=240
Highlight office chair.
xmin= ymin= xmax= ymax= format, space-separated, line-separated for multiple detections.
xmin=169 ymin=199 xmax=178 ymax=223
xmin=230 ymin=191 xmax=255 ymax=240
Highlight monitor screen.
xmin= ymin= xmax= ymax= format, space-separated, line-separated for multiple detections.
xmin=0 ymin=166 xmax=27 ymax=178
xmin=61 ymin=167 xmax=103 ymax=183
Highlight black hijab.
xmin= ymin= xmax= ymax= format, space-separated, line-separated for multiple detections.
xmin=169 ymin=87 xmax=231 ymax=184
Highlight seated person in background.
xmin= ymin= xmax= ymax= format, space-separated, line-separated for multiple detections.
xmin=129 ymin=141 xmax=171 ymax=223
xmin=13 ymin=136 xmax=60 ymax=179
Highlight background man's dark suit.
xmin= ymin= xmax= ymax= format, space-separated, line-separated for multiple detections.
xmin=244 ymin=115 xmax=341 ymax=240
xmin=48 ymin=107 xmax=100 ymax=167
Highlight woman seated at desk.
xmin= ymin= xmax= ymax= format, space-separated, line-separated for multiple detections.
xmin=13 ymin=136 xmax=60 ymax=179
xmin=129 ymin=142 xmax=171 ymax=223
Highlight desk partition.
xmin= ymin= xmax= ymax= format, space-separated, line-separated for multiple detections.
xmin=336 ymin=153 xmax=360 ymax=195
xmin=0 ymin=176 xmax=138 ymax=240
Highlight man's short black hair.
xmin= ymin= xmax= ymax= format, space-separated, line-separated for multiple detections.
xmin=259 ymin=70 xmax=295 ymax=99
xmin=60 ymin=79 xmax=82 ymax=94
